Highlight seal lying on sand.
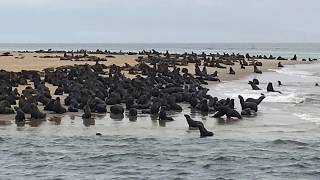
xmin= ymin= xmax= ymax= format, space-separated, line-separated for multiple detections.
xmin=229 ymin=67 xmax=235 ymax=75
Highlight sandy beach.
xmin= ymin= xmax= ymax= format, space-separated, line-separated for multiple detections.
xmin=0 ymin=52 xmax=308 ymax=82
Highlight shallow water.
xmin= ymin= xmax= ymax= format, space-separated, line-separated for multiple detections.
xmin=1 ymin=62 xmax=320 ymax=179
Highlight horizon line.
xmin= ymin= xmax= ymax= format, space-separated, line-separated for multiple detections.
xmin=1 ymin=42 xmax=320 ymax=44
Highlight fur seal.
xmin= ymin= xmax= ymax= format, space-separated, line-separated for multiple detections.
xmin=184 ymin=115 xmax=213 ymax=137
xmin=159 ymin=107 xmax=174 ymax=121
xmin=129 ymin=108 xmax=138 ymax=116
xmin=254 ymin=65 xmax=262 ymax=74
xmin=30 ymin=103 xmax=46 ymax=119
xmin=248 ymin=81 xmax=261 ymax=90
xmin=110 ymin=105 xmax=124 ymax=114
xmin=229 ymin=67 xmax=235 ymax=75
xmin=82 ymin=104 xmax=92 ymax=119
xmin=213 ymin=106 xmax=242 ymax=119
xmin=238 ymin=95 xmax=258 ymax=112
xmin=14 ymin=107 xmax=25 ymax=123
xmin=245 ymin=95 xmax=265 ymax=105
xmin=267 ymin=83 xmax=282 ymax=94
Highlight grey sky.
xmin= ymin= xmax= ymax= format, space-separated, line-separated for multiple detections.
xmin=1 ymin=0 xmax=319 ymax=43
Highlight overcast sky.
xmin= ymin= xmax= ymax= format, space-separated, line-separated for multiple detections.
xmin=0 ymin=0 xmax=319 ymax=43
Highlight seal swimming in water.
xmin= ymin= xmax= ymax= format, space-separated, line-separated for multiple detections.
xmin=267 ymin=82 xmax=282 ymax=94
xmin=184 ymin=115 xmax=213 ymax=137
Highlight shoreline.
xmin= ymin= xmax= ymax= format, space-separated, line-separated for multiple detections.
xmin=0 ymin=51 xmax=311 ymax=82
xmin=0 ymin=49 xmax=309 ymax=134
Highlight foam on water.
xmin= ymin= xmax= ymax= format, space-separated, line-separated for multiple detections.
xmin=264 ymin=93 xmax=305 ymax=104
xmin=293 ymin=113 xmax=320 ymax=125
xmin=274 ymin=68 xmax=315 ymax=78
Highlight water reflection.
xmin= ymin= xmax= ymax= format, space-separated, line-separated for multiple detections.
xmin=27 ymin=119 xmax=44 ymax=127
xmin=83 ymin=118 xmax=95 ymax=127
xmin=216 ymin=118 xmax=239 ymax=125
xmin=110 ymin=113 xmax=124 ymax=120
xmin=15 ymin=121 xmax=25 ymax=127
xmin=129 ymin=116 xmax=137 ymax=122
xmin=0 ymin=120 xmax=12 ymax=126
xmin=150 ymin=114 xmax=158 ymax=121
xmin=159 ymin=120 xmax=166 ymax=127
xmin=48 ymin=116 xmax=62 ymax=125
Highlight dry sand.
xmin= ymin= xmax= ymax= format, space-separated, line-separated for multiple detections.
xmin=0 ymin=52 xmax=308 ymax=82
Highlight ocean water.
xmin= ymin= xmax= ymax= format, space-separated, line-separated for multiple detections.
xmin=1 ymin=43 xmax=320 ymax=59
xmin=0 ymin=44 xmax=320 ymax=179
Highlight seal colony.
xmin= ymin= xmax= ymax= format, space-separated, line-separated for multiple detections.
xmin=0 ymin=50 xmax=312 ymax=137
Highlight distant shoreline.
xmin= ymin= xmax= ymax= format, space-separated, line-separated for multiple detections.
xmin=1 ymin=43 xmax=320 ymax=59
xmin=0 ymin=50 xmax=310 ymax=82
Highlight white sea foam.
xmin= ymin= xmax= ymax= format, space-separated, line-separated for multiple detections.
xmin=264 ymin=93 xmax=305 ymax=104
xmin=274 ymin=68 xmax=314 ymax=77
xmin=223 ymin=89 xmax=305 ymax=104
xmin=294 ymin=113 xmax=320 ymax=125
